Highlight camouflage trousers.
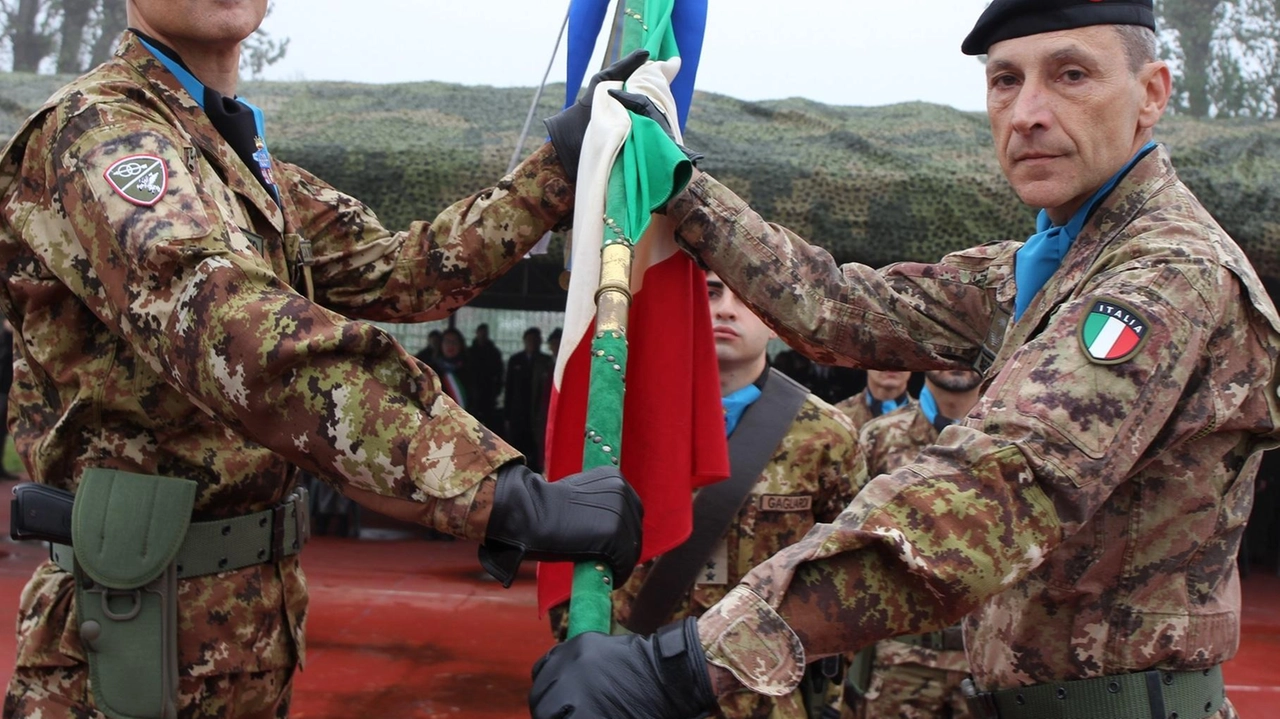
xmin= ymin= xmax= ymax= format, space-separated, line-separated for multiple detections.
xmin=5 ymin=665 xmax=293 ymax=719
xmin=843 ymin=663 xmax=970 ymax=719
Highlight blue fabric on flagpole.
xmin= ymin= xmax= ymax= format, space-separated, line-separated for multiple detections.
xmin=565 ymin=0 xmax=707 ymax=131
xmin=565 ymin=0 xmax=612 ymax=109
xmin=669 ymin=0 xmax=707 ymax=132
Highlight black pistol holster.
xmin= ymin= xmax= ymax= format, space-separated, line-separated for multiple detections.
xmin=73 ymin=469 xmax=196 ymax=719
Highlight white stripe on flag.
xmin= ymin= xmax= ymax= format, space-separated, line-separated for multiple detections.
xmin=553 ymin=58 xmax=687 ymax=390
xmin=1088 ymin=315 xmax=1126 ymax=357
xmin=554 ymin=82 xmax=632 ymax=389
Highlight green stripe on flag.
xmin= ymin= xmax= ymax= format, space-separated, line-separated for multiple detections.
xmin=1082 ymin=312 xmax=1109 ymax=346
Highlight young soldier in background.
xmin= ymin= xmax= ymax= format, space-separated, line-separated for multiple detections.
xmin=611 ymin=269 xmax=870 ymax=716
xmin=835 ymin=369 xmax=914 ymax=432
xmin=846 ymin=368 xmax=983 ymax=719
xmin=552 ymin=272 xmax=864 ymax=718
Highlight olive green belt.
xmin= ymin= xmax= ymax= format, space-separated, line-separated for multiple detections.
xmin=962 ymin=665 xmax=1226 ymax=719
xmin=52 ymin=487 xmax=309 ymax=579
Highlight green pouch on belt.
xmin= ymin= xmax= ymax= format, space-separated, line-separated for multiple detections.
xmin=844 ymin=646 xmax=875 ymax=699
xmin=72 ymin=469 xmax=196 ymax=719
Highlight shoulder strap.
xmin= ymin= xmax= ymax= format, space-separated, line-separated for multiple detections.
xmin=625 ymin=368 xmax=810 ymax=634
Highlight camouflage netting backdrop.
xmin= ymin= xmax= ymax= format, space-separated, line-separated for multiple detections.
xmin=3 ymin=74 xmax=1277 ymax=297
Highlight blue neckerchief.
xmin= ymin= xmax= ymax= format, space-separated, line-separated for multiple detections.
xmin=919 ymin=384 xmax=940 ymax=425
xmin=138 ymin=37 xmax=280 ymax=203
xmin=1013 ymin=141 xmax=1158 ymax=320
xmin=866 ymin=388 xmax=907 ymax=417
xmin=722 ymin=383 xmax=763 ymax=436
xmin=138 ymin=37 xmax=207 ymax=109
xmin=919 ymin=385 xmax=958 ymax=432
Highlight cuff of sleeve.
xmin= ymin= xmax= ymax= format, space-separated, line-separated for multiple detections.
xmin=339 ymin=478 xmax=486 ymax=539
xmin=696 ymin=585 xmax=806 ymax=697
xmin=516 ymin=143 xmax=576 ymax=233
xmin=666 ymin=172 xmax=743 ymax=269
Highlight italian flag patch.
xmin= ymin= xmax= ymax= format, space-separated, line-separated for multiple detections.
xmin=1078 ymin=299 xmax=1150 ymax=364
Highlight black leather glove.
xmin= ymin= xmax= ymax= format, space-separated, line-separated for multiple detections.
xmin=478 ymin=463 xmax=643 ymax=588
xmin=544 ymin=49 xmax=651 ymax=180
xmin=606 ymin=88 xmax=705 ymax=165
xmin=529 ymin=617 xmax=717 ymax=719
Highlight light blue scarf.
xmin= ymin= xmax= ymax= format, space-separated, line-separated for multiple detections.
xmin=920 ymin=384 xmax=966 ymax=433
xmin=1013 ymin=142 xmax=1158 ymax=321
xmin=722 ymin=383 xmax=763 ymax=436
xmin=138 ymin=36 xmax=278 ymax=203
xmin=138 ymin=36 xmax=271 ymax=138
xmin=865 ymin=388 xmax=907 ymax=417
xmin=919 ymin=384 xmax=941 ymax=426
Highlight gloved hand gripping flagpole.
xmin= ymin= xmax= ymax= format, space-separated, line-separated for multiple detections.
xmin=565 ymin=1 xmax=646 ymax=638
xmin=552 ymin=0 xmax=704 ymax=638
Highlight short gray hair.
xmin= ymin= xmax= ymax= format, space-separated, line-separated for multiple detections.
xmin=1114 ymin=25 xmax=1158 ymax=74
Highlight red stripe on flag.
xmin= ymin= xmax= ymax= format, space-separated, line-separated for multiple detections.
xmin=1106 ymin=326 xmax=1141 ymax=359
xmin=537 ymin=251 xmax=729 ymax=616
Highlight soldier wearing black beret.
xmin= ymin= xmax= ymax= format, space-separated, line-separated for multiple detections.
xmin=528 ymin=2 xmax=1279 ymax=719
xmin=962 ymin=0 xmax=1155 ymax=55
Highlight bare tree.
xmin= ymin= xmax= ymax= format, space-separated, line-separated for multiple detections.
xmin=1160 ymin=0 xmax=1228 ymax=117
xmin=3 ymin=0 xmax=55 ymax=72
xmin=87 ymin=0 xmax=125 ymax=67
xmin=56 ymin=0 xmax=94 ymax=73
xmin=1213 ymin=0 xmax=1280 ymax=117
xmin=2 ymin=0 xmax=288 ymax=76
xmin=1158 ymin=0 xmax=1280 ymax=117
xmin=241 ymin=3 xmax=288 ymax=79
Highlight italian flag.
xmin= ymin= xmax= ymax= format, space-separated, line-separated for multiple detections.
xmin=536 ymin=60 xmax=730 ymax=616
xmin=1081 ymin=302 xmax=1147 ymax=361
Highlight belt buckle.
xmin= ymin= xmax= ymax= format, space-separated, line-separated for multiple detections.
xmin=961 ymin=678 xmax=1000 ymax=719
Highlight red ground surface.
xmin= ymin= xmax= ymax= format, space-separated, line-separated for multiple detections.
xmin=0 ymin=497 xmax=1276 ymax=717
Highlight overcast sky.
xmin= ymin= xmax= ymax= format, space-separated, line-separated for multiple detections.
xmin=256 ymin=0 xmax=992 ymax=113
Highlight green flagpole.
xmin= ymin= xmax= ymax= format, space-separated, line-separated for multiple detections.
xmin=566 ymin=0 xmax=692 ymax=639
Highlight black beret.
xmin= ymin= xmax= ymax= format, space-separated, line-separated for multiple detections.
xmin=962 ymin=0 xmax=1155 ymax=56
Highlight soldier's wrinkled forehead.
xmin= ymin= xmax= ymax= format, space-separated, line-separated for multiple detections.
xmin=65 ymin=128 xmax=211 ymax=264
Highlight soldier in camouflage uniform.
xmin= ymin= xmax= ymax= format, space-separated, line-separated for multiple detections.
xmin=605 ymin=272 xmax=865 ymax=719
xmin=530 ymin=2 xmax=1280 ymax=718
xmin=834 ymin=369 xmax=914 ymax=433
xmin=847 ymin=368 xmax=983 ymax=719
xmin=0 ymin=2 xmax=648 ymax=716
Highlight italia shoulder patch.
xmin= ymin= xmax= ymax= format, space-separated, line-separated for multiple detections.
xmin=103 ymin=154 xmax=168 ymax=206
xmin=1078 ymin=298 xmax=1150 ymax=364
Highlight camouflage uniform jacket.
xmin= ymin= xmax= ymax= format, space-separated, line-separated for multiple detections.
xmin=0 ymin=33 xmax=572 ymax=679
xmin=858 ymin=406 xmax=969 ymax=674
xmin=670 ymin=146 xmax=1280 ymax=704
xmin=835 ymin=388 xmax=915 ymax=433
xmin=614 ymin=384 xmax=865 ymax=719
